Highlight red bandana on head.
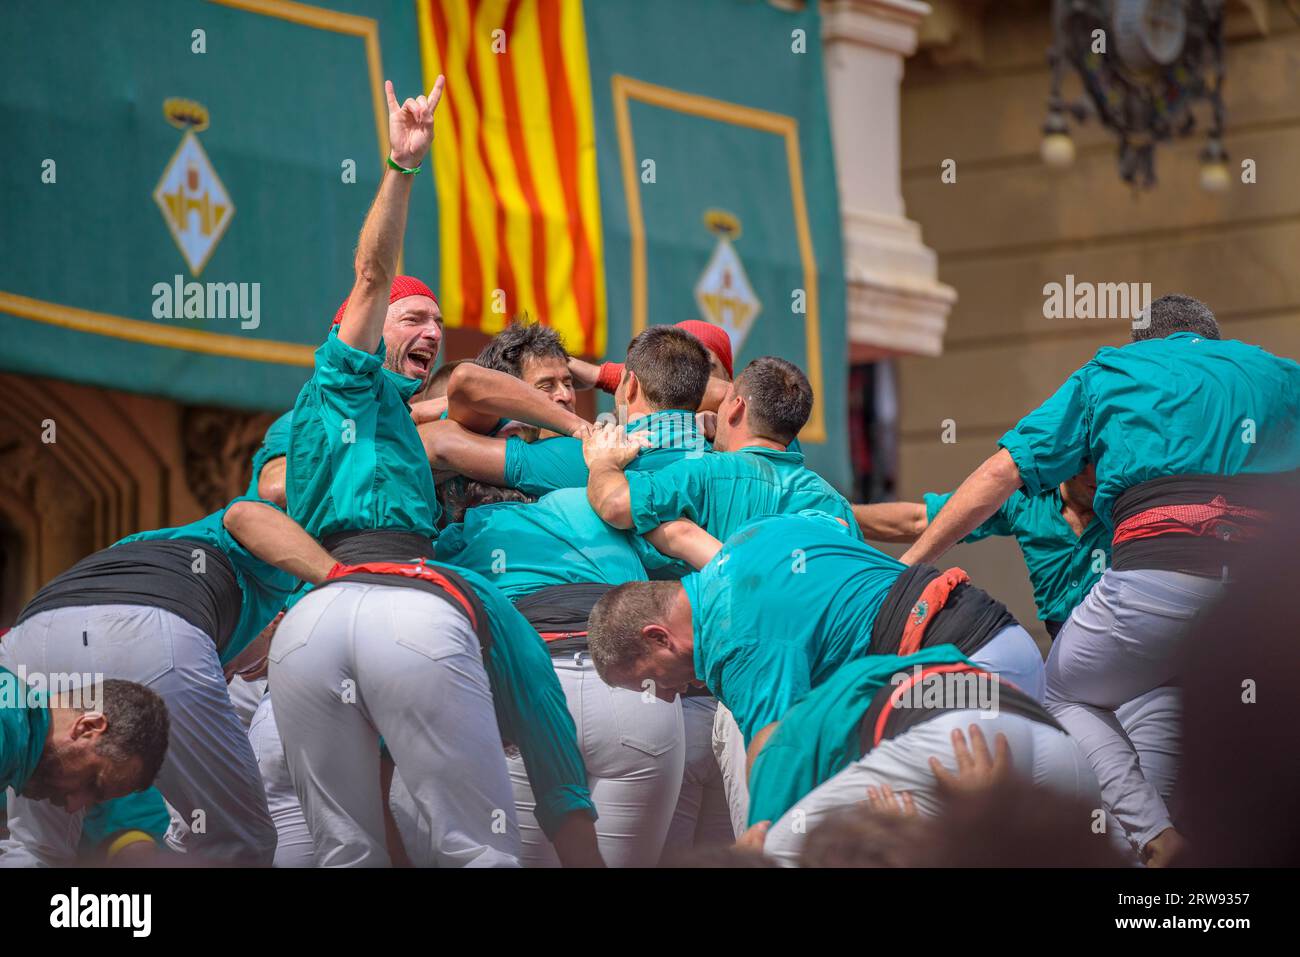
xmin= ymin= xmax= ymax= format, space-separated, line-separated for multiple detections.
xmin=332 ymin=275 xmax=439 ymax=326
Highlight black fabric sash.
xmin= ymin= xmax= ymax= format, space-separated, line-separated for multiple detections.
xmin=16 ymin=539 xmax=240 ymax=652
xmin=869 ymin=564 xmax=1016 ymax=658
xmin=513 ymin=582 xmax=613 ymax=656
xmin=858 ymin=670 xmax=1064 ymax=757
xmin=321 ymin=529 xmax=436 ymax=564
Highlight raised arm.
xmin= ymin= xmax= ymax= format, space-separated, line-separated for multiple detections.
xmin=853 ymin=501 xmax=928 ymax=544
xmin=567 ymin=356 xmax=603 ymax=391
xmin=644 ymin=518 xmax=722 ymax=570
xmin=447 ymin=362 xmax=590 ymax=436
xmin=222 ymin=500 xmax=338 ymax=585
xmin=337 ymin=76 xmax=444 ymax=355
xmin=899 ymin=448 xmax=1021 ymax=566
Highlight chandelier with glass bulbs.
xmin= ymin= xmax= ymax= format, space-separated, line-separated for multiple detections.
xmin=1041 ymin=0 xmax=1228 ymax=191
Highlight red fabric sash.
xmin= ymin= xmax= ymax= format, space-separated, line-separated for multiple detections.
xmin=897 ymin=568 xmax=971 ymax=657
xmin=873 ymin=662 xmax=987 ymax=748
xmin=1112 ymin=495 xmax=1269 ymax=545
xmin=325 ymin=561 xmax=479 ymax=631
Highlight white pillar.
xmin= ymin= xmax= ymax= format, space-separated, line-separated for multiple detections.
xmin=821 ymin=0 xmax=955 ymax=359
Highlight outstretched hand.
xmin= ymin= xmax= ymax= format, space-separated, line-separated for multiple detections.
xmin=929 ymin=724 xmax=1012 ymax=798
xmin=385 ymin=75 xmax=445 ymax=170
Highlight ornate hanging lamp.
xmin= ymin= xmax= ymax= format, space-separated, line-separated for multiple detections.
xmin=1041 ymin=0 xmax=1227 ymax=190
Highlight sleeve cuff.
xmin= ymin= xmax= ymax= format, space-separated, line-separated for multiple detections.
xmin=596 ymin=362 xmax=623 ymax=393
xmin=502 ymin=435 xmax=526 ymax=488
xmin=626 ymin=471 xmax=663 ymax=534
xmin=317 ymin=328 xmax=386 ymax=378
xmin=997 ymin=429 xmax=1046 ymax=496
xmin=535 ymin=785 xmax=598 ymax=839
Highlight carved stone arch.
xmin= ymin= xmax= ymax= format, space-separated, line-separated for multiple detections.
xmin=0 ymin=373 xmax=174 ymax=623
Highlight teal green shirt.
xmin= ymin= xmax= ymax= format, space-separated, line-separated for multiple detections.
xmin=683 ymin=515 xmax=906 ymax=742
xmin=502 ymin=410 xmax=711 ymax=497
xmin=245 ymin=410 xmax=293 ymax=499
xmin=441 ymin=563 xmax=595 ymax=836
xmin=435 ymin=488 xmax=646 ymax=600
xmin=288 ymin=329 xmax=440 ymax=541
xmin=0 ymin=666 xmax=49 ymax=795
xmin=626 ymin=445 xmax=860 ymax=542
xmin=999 ymin=334 xmax=1300 ymax=529
xmin=924 ymin=488 xmax=1110 ymax=625
xmin=747 ymin=646 xmax=972 ymax=827
xmin=81 ymin=788 xmax=171 ymax=852
xmin=116 ymin=501 xmax=297 ymax=665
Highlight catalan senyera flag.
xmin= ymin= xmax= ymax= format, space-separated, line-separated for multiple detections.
xmin=418 ymin=0 xmax=606 ymax=357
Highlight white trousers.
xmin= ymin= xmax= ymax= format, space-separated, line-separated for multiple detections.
xmin=712 ymin=703 xmax=750 ymax=839
xmin=507 ymin=653 xmax=685 ymax=867
xmin=269 ymin=581 xmax=520 ymax=867
xmin=968 ymin=623 xmax=1046 ymax=702
xmin=662 ymin=696 xmax=735 ymax=857
xmin=1045 ymin=568 xmax=1221 ymax=850
xmin=247 ymin=691 xmax=315 ymax=868
xmin=0 ymin=604 xmax=275 ymax=867
xmin=762 ymin=709 xmax=1101 ymax=866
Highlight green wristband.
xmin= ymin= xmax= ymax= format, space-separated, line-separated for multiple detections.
xmin=386 ymin=156 xmax=422 ymax=175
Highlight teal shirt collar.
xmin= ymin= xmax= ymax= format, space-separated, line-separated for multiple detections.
xmin=327 ymin=327 xmax=422 ymax=403
xmin=738 ymin=444 xmax=805 ymax=466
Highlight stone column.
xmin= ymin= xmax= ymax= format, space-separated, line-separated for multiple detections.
xmin=821 ymin=0 xmax=955 ymax=360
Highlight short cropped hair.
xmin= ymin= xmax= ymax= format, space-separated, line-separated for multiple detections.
xmin=95 ymin=679 xmax=170 ymax=788
xmin=587 ymin=581 xmax=681 ymax=682
xmin=422 ymin=358 xmax=469 ymax=401
xmin=475 ymin=315 xmax=569 ymax=378
xmin=735 ymin=357 xmax=813 ymax=445
xmin=624 ymin=327 xmax=710 ymax=412
xmin=1132 ymin=294 xmax=1221 ymax=342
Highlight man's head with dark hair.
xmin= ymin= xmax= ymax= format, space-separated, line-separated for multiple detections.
xmin=1132 ymin=294 xmax=1221 ymax=342
xmin=616 ymin=326 xmax=711 ymax=415
xmin=22 ymin=678 xmax=170 ymax=812
xmin=475 ymin=314 xmax=576 ymax=412
xmin=715 ymin=356 xmax=813 ymax=451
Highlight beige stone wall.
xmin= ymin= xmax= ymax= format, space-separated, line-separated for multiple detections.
xmin=893 ymin=1 xmax=1300 ymax=645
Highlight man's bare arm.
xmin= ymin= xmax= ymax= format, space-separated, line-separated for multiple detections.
xmin=256 ymin=457 xmax=287 ymax=509
xmin=853 ymin=502 xmax=928 ymax=543
xmin=222 ymin=500 xmax=337 ymax=585
xmin=567 ymin=356 xmax=602 ymax=390
xmin=447 ymin=363 xmax=590 ymax=437
xmin=644 ymin=519 xmax=722 ymax=570
xmin=409 ymin=395 xmax=448 ymax=426
xmin=417 ymin=419 xmax=508 ymax=485
xmin=337 ymin=77 xmax=444 ymax=355
xmin=899 ymin=448 xmax=1021 ymax=566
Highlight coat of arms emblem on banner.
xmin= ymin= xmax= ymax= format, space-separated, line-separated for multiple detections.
xmin=694 ymin=209 xmax=761 ymax=354
xmin=153 ymin=99 xmax=234 ymax=277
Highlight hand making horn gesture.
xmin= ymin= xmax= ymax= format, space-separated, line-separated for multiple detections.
xmin=385 ymin=75 xmax=445 ymax=171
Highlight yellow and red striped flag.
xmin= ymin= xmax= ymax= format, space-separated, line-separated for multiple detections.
xmin=418 ymin=0 xmax=606 ymax=357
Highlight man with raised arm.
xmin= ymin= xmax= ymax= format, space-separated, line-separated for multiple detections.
xmin=268 ymin=76 xmax=602 ymax=868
